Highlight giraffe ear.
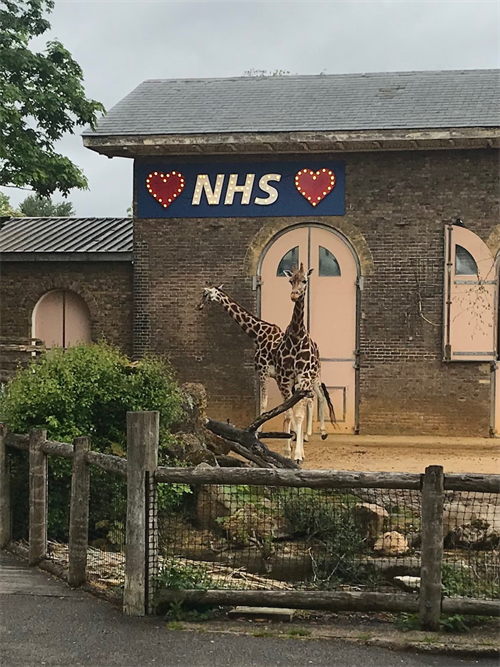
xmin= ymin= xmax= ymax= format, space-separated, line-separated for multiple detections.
xmin=307 ymin=268 xmax=314 ymax=277
xmin=282 ymin=270 xmax=292 ymax=278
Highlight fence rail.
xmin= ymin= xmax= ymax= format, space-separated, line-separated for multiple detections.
xmin=1 ymin=418 xmax=499 ymax=630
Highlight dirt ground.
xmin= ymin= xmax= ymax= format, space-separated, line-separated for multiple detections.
xmin=268 ymin=434 xmax=500 ymax=474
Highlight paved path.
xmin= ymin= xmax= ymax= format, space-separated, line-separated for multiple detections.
xmin=0 ymin=550 xmax=496 ymax=667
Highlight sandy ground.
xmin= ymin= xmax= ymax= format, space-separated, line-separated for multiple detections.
xmin=268 ymin=434 xmax=500 ymax=474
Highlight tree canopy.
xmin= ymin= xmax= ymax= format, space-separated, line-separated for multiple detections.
xmin=0 ymin=0 xmax=105 ymax=196
xmin=0 ymin=192 xmax=22 ymax=217
xmin=19 ymin=194 xmax=75 ymax=216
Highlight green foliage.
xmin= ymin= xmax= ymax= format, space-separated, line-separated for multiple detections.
xmin=281 ymin=491 xmax=374 ymax=586
xmin=0 ymin=0 xmax=105 ymax=195
xmin=1 ymin=343 xmax=182 ymax=453
xmin=157 ymin=558 xmax=213 ymax=591
xmin=1 ymin=342 xmax=183 ymax=540
xmin=0 ymin=192 xmax=23 ymax=216
xmin=19 ymin=194 xmax=75 ymax=216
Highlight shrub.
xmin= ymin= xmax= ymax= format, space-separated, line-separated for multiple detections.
xmin=281 ymin=491 xmax=374 ymax=586
xmin=0 ymin=343 xmax=185 ymax=541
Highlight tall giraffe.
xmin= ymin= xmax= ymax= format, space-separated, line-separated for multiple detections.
xmin=273 ymin=263 xmax=335 ymax=462
xmin=198 ymin=286 xmax=283 ymax=413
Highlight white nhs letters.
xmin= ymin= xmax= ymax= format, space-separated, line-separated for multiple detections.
xmin=191 ymin=173 xmax=281 ymax=206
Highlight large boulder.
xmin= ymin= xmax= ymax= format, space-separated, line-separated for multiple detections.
xmin=352 ymin=503 xmax=389 ymax=543
xmin=443 ymin=501 xmax=500 ymax=549
xmin=374 ymin=531 xmax=409 ymax=556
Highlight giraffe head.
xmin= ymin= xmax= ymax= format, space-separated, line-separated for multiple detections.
xmin=197 ymin=285 xmax=224 ymax=310
xmin=283 ymin=263 xmax=313 ymax=302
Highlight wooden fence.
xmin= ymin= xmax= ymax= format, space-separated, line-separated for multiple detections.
xmin=1 ymin=414 xmax=499 ymax=630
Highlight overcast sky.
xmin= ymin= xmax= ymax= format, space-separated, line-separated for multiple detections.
xmin=4 ymin=0 xmax=499 ymax=217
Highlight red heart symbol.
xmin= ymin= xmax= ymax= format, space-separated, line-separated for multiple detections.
xmin=146 ymin=171 xmax=185 ymax=209
xmin=294 ymin=169 xmax=336 ymax=207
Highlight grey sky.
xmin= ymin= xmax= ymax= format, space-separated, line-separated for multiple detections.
xmin=4 ymin=0 xmax=499 ymax=217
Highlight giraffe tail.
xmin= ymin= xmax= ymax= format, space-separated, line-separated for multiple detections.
xmin=321 ymin=383 xmax=336 ymax=425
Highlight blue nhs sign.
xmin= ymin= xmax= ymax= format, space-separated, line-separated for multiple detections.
xmin=135 ymin=159 xmax=345 ymax=218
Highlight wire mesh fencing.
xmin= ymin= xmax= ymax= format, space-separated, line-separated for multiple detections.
xmin=8 ymin=447 xmax=29 ymax=543
xmin=442 ymin=490 xmax=499 ymax=601
xmin=85 ymin=468 xmax=127 ymax=594
xmin=157 ymin=483 xmax=424 ymax=595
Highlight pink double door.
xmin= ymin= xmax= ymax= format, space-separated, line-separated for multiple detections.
xmin=259 ymin=225 xmax=359 ymax=434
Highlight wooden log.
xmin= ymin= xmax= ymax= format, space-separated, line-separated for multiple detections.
xmin=226 ymin=441 xmax=270 ymax=468
xmin=124 ymin=411 xmax=159 ymax=617
xmin=155 ymin=466 xmax=422 ymax=489
xmin=419 ymin=465 xmax=444 ymax=631
xmin=42 ymin=440 xmax=74 ymax=458
xmin=0 ymin=424 xmax=11 ymax=548
xmin=444 ymin=473 xmax=500 ymax=494
xmin=205 ymin=419 xmax=298 ymax=470
xmin=155 ymin=589 xmax=419 ymax=614
xmin=247 ymin=390 xmax=310 ymax=433
xmin=85 ymin=451 xmax=127 ymax=477
xmin=68 ymin=437 xmax=90 ymax=587
xmin=29 ymin=429 xmax=47 ymax=566
xmin=5 ymin=433 xmax=29 ymax=451
xmin=442 ymin=597 xmax=500 ymax=617
xmin=215 ymin=455 xmax=250 ymax=467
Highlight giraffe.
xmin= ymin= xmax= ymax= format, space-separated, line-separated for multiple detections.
xmin=198 ymin=286 xmax=283 ymax=414
xmin=272 ymin=263 xmax=335 ymax=463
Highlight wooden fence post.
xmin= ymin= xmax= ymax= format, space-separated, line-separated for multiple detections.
xmin=68 ymin=436 xmax=90 ymax=587
xmin=29 ymin=428 xmax=47 ymax=565
xmin=0 ymin=424 xmax=11 ymax=548
xmin=124 ymin=411 xmax=159 ymax=616
xmin=419 ymin=465 xmax=444 ymax=631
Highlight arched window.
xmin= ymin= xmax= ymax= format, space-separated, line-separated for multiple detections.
xmin=277 ymin=246 xmax=299 ymax=276
xmin=319 ymin=246 xmax=341 ymax=276
xmin=455 ymin=245 xmax=478 ymax=276
xmin=32 ymin=290 xmax=91 ymax=349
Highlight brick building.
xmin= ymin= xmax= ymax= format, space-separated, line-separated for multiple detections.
xmin=0 ymin=217 xmax=133 ymax=378
xmin=2 ymin=70 xmax=499 ymax=436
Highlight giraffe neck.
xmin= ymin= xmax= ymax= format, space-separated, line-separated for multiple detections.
xmin=213 ymin=290 xmax=261 ymax=339
xmin=286 ymin=294 xmax=307 ymax=339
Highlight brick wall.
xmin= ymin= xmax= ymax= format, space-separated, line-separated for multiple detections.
xmin=0 ymin=261 xmax=133 ymax=355
xmin=134 ymin=148 xmax=499 ymax=435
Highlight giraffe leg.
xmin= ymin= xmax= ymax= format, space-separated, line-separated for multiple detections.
xmin=277 ymin=382 xmax=294 ymax=459
xmin=260 ymin=374 xmax=269 ymax=415
xmin=293 ymin=400 xmax=307 ymax=464
xmin=305 ymin=396 xmax=314 ymax=439
xmin=314 ymin=382 xmax=327 ymax=440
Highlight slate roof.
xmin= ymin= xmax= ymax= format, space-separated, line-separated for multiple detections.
xmin=0 ymin=217 xmax=132 ymax=253
xmin=83 ymin=69 xmax=500 ymax=137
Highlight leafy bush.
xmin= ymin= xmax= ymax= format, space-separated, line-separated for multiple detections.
xmin=0 ymin=343 xmax=185 ymax=541
xmin=281 ymin=491 xmax=375 ymax=586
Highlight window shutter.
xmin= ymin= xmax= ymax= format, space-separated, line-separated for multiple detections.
xmin=443 ymin=223 xmax=497 ymax=362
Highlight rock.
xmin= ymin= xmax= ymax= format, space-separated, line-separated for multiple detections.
xmin=393 ymin=575 xmax=421 ymax=593
xmin=222 ymin=504 xmax=278 ymax=548
xmin=374 ymin=531 xmax=409 ymax=556
xmin=443 ymin=501 xmax=500 ymax=549
xmin=172 ymin=383 xmax=208 ymax=435
xmin=195 ymin=463 xmax=232 ymax=530
xmin=352 ymin=503 xmax=389 ymax=542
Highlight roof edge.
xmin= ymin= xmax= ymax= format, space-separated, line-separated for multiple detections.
xmin=83 ymin=127 xmax=500 ymax=158
xmin=0 ymin=252 xmax=133 ymax=262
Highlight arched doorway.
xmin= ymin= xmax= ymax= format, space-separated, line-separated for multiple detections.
xmin=258 ymin=224 xmax=360 ymax=434
xmin=32 ymin=290 xmax=91 ymax=349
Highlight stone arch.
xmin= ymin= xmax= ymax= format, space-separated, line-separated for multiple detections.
xmin=21 ymin=277 xmax=99 ymax=339
xmin=244 ymin=216 xmax=374 ymax=278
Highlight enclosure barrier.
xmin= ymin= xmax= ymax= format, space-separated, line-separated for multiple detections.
xmin=1 ymin=417 xmax=499 ymax=630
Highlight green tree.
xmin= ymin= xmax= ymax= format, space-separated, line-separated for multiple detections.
xmin=0 ymin=192 xmax=23 ymax=217
xmin=19 ymin=194 xmax=75 ymax=216
xmin=0 ymin=343 xmax=184 ymax=541
xmin=0 ymin=0 xmax=105 ymax=196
